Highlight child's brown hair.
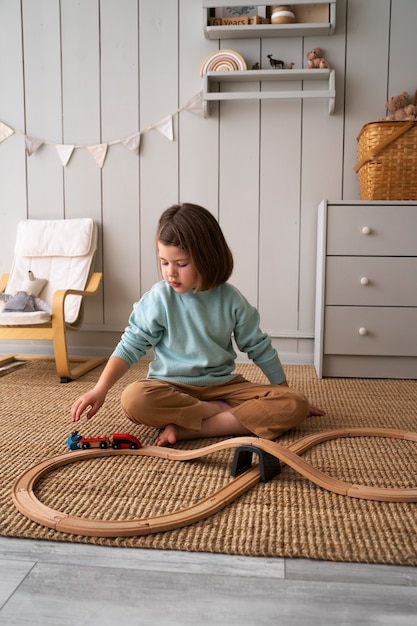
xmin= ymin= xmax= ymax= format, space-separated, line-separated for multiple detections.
xmin=157 ymin=203 xmax=234 ymax=292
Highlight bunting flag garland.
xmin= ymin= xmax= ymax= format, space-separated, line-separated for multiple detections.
xmin=25 ymin=136 xmax=44 ymax=156
xmin=86 ymin=143 xmax=109 ymax=168
xmin=121 ymin=131 xmax=141 ymax=154
xmin=0 ymin=121 xmax=14 ymax=143
xmin=56 ymin=144 xmax=75 ymax=167
xmin=0 ymin=91 xmax=205 ymax=168
xmin=155 ymin=115 xmax=173 ymax=142
xmin=184 ymin=91 xmax=206 ymax=118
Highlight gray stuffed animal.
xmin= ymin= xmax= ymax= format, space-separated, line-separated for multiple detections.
xmin=0 ymin=270 xmax=51 ymax=314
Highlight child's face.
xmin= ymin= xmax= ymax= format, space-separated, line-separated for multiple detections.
xmin=158 ymin=243 xmax=198 ymax=294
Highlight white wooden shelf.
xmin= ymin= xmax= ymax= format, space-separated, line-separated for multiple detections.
xmin=202 ymin=69 xmax=336 ymax=115
xmin=203 ymin=1 xmax=336 ymax=39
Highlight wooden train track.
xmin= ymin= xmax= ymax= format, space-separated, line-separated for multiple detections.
xmin=12 ymin=428 xmax=417 ymax=538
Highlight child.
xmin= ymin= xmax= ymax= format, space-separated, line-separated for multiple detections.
xmin=71 ymin=203 xmax=324 ymax=445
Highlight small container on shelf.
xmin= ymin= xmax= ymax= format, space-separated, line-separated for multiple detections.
xmin=270 ymin=5 xmax=296 ymax=24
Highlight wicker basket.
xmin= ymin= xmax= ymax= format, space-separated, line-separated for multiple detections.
xmin=354 ymin=120 xmax=417 ymax=200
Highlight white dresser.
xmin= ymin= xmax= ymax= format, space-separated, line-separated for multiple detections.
xmin=314 ymin=200 xmax=417 ymax=379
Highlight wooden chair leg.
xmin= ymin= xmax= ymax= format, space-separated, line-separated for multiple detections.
xmin=53 ymin=325 xmax=105 ymax=383
xmin=57 ymin=356 xmax=106 ymax=383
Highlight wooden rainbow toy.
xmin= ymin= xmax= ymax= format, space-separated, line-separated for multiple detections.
xmin=200 ymin=49 xmax=247 ymax=76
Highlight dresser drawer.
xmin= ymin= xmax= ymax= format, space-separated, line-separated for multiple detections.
xmin=323 ymin=307 xmax=417 ymax=356
xmin=326 ymin=205 xmax=417 ymax=255
xmin=325 ymin=257 xmax=417 ymax=306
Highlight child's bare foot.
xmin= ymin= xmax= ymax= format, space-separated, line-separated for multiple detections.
xmin=154 ymin=401 xmax=248 ymax=446
xmin=155 ymin=424 xmax=178 ymax=446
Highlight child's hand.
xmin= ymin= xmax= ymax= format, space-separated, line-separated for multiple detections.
xmin=71 ymin=388 xmax=106 ymax=422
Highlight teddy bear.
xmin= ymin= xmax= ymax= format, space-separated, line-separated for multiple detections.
xmin=306 ymin=47 xmax=331 ymax=69
xmin=385 ymin=91 xmax=417 ymax=121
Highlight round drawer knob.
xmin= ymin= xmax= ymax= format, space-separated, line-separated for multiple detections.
xmin=359 ymin=327 xmax=368 ymax=336
xmin=362 ymin=226 xmax=371 ymax=235
xmin=360 ymin=277 xmax=369 ymax=285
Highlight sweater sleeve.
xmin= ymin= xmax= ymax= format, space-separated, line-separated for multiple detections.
xmin=111 ymin=291 xmax=163 ymax=367
xmin=231 ymin=290 xmax=286 ymax=384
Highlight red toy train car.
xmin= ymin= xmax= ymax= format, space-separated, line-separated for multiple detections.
xmin=67 ymin=432 xmax=142 ymax=450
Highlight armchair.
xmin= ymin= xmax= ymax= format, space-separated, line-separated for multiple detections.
xmin=0 ymin=218 xmax=105 ymax=382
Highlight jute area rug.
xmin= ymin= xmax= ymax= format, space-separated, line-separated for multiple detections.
xmin=1 ymin=359 xmax=416 ymax=565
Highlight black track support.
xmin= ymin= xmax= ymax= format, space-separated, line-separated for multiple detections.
xmin=231 ymin=445 xmax=281 ymax=483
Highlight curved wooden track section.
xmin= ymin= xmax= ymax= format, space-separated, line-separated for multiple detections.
xmin=12 ymin=428 xmax=417 ymax=538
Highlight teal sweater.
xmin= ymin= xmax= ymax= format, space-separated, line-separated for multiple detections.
xmin=112 ymin=280 xmax=285 ymax=386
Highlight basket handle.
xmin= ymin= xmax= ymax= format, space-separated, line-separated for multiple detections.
xmin=353 ymin=121 xmax=415 ymax=173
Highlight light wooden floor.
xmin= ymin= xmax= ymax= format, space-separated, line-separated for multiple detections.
xmin=0 ymin=537 xmax=416 ymax=625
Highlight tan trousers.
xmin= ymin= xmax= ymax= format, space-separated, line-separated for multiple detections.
xmin=120 ymin=375 xmax=309 ymax=440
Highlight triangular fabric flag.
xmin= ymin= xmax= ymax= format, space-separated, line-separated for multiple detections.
xmin=155 ymin=115 xmax=173 ymax=141
xmin=86 ymin=143 xmax=108 ymax=168
xmin=121 ymin=131 xmax=141 ymax=154
xmin=56 ymin=144 xmax=75 ymax=167
xmin=25 ymin=136 xmax=44 ymax=156
xmin=183 ymin=91 xmax=206 ymax=118
xmin=0 ymin=121 xmax=14 ymax=143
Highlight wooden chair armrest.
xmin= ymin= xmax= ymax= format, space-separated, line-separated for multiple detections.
xmin=51 ymin=273 xmax=102 ymax=318
xmin=77 ymin=272 xmax=102 ymax=296
xmin=0 ymin=273 xmax=10 ymax=292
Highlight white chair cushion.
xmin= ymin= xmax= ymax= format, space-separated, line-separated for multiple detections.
xmin=0 ymin=310 xmax=51 ymax=325
xmin=2 ymin=218 xmax=97 ymax=325
xmin=14 ymin=219 xmax=94 ymax=257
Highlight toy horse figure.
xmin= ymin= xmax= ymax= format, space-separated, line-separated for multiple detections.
xmin=267 ymin=54 xmax=284 ymax=69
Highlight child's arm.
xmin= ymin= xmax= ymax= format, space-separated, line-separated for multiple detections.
xmin=71 ymin=356 xmax=130 ymax=422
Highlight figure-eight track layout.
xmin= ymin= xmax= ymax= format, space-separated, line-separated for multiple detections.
xmin=12 ymin=428 xmax=417 ymax=538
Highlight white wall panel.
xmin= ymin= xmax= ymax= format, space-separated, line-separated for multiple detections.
xmin=298 ymin=5 xmax=346 ymax=335
xmin=388 ymin=1 xmax=417 ymax=96
xmin=60 ymin=0 xmax=102 ymax=222
xmin=215 ymin=37 xmax=262 ymax=307
xmin=178 ymin=0 xmax=219 ymax=211
xmin=100 ymin=0 xmax=140 ymax=326
xmin=0 ymin=0 xmax=27 ymax=266
xmin=22 ymin=0 xmax=64 ymax=218
xmin=60 ymin=0 xmax=103 ymax=326
xmin=258 ymin=37 xmax=304 ymax=336
xmin=219 ymin=101 xmax=260 ymax=308
xmin=139 ymin=0 xmax=179 ymax=295
xmin=343 ymin=0 xmax=391 ymax=199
